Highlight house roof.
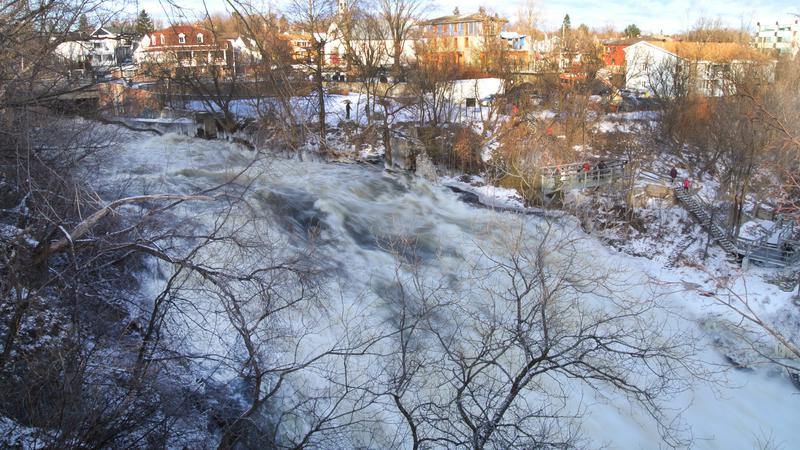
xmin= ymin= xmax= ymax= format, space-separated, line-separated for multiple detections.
xmin=419 ymin=12 xmax=507 ymax=26
xmin=650 ymin=41 xmax=768 ymax=62
xmin=282 ymin=32 xmax=312 ymax=42
xmin=91 ymin=26 xmax=115 ymax=37
xmin=500 ymin=31 xmax=525 ymax=39
xmin=148 ymin=25 xmax=217 ymax=47
xmin=605 ymin=36 xmax=666 ymax=47
xmin=63 ymin=31 xmax=91 ymax=41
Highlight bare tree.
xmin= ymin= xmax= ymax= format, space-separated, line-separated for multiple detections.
xmin=288 ymin=0 xmax=338 ymax=146
xmin=339 ymin=6 xmax=390 ymax=125
xmin=222 ymin=1 xmax=311 ymax=149
xmin=368 ymin=221 xmax=707 ymax=449
xmin=377 ymin=0 xmax=425 ymax=74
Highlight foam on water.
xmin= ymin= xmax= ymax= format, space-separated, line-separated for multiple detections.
xmin=94 ymin=132 xmax=799 ymax=449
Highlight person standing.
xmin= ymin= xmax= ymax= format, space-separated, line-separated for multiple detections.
xmin=554 ymin=166 xmax=563 ymax=190
xmin=683 ymin=178 xmax=690 ymax=190
xmin=345 ymin=102 xmax=351 ymax=120
xmin=670 ymin=167 xmax=678 ymax=183
xmin=597 ymin=160 xmax=607 ymax=180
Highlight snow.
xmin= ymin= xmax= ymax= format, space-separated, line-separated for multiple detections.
xmin=532 ymin=109 xmax=557 ymax=120
xmin=0 ymin=417 xmax=46 ymax=449
xmin=446 ymin=78 xmax=505 ymax=104
xmin=186 ymin=92 xmax=420 ymax=129
xmin=481 ymin=138 xmax=499 ymax=162
xmin=594 ymin=110 xmax=660 ymax=134
xmin=440 ymin=174 xmax=526 ymax=209
xmin=739 ymin=219 xmax=780 ymax=243
xmin=127 ymin=117 xmax=194 ymax=124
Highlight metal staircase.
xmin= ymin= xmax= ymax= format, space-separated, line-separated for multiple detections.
xmin=673 ymin=187 xmax=739 ymax=255
xmin=675 ymin=187 xmax=799 ymax=267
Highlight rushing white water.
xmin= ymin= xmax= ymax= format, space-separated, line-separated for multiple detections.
xmin=94 ymin=131 xmax=800 ymax=449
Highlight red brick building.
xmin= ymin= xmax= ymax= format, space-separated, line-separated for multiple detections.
xmin=135 ymin=25 xmax=234 ymax=76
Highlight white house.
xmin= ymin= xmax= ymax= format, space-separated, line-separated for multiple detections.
xmin=55 ymin=26 xmax=132 ymax=72
xmin=322 ymin=23 xmax=415 ymax=69
xmin=624 ymin=40 xmax=773 ymax=97
xmin=624 ymin=41 xmax=681 ymax=96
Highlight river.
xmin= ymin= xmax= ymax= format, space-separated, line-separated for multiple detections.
xmin=92 ymin=130 xmax=799 ymax=449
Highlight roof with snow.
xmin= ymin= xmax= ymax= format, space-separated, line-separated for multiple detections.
xmin=499 ymin=31 xmax=525 ymax=39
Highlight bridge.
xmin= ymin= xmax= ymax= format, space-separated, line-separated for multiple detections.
xmin=538 ymin=159 xmax=628 ymax=196
xmin=674 ymin=187 xmax=799 ymax=267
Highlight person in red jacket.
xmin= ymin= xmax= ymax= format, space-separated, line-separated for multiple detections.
xmin=683 ymin=178 xmax=690 ymax=190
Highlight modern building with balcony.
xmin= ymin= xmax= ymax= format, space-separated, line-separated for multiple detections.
xmin=755 ymin=18 xmax=799 ymax=58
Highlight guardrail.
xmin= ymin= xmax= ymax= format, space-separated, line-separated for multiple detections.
xmin=736 ymin=216 xmax=800 ymax=267
xmin=539 ymin=160 xmax=628 ymax=193
xmin=675 ymin=187 xmax=799 ymax=267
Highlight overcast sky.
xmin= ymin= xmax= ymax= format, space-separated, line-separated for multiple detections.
xmin=131 ymin=0 xmax=798 ymax=34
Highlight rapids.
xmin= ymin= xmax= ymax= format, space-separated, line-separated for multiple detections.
xmin=92 ymin=131 xmax=799 ymax=449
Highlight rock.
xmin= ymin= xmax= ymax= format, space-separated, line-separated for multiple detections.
xmin=390 ymin=135 xmax=423 ymax=171
xmin=415 ymin=153 xmax=437 ymax=182
xmin=446 ymin=186 xmax=480 ymax=205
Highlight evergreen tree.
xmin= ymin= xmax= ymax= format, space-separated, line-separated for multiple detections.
xmin=561 ymin=14 xmax=572 ymax=51
xmin=624 ymin=23 xmax=641 ymax=38
xmin=78 ymin=14 xmax=91 ymax=33
xmin=136 ymin=9 xmax=154 ymax=36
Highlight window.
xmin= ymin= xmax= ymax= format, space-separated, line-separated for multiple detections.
xmin=178 ymin=33 xmax=186 ymax=44
xmin=160 ymin=34 xmax=165 ymax=45
xmin=197 ymin=33 xmax=204 ymax=44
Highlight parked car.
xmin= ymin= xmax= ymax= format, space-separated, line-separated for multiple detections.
xmin=479 ymin=94 xmax=497 ymax=106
